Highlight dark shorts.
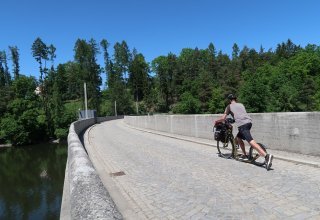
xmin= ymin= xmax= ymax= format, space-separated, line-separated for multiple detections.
xmin=237 ymin=123 xmax=253 ymax=142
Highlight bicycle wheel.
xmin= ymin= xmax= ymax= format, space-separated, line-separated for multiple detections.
xmin=249 ymin=143 xmax=267 ymax=166
xmin=217 ymin=139 xmax=234 ymax=159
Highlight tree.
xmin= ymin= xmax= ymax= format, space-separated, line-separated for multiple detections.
xmin=0 ymin=51 xmax=12 ymax=120
xmin=196 ymin=68 xmax=213 ymax=112
xmin=63 ymin=61 xmax=82 ymax=100
xmin=275 ymin=39 xmax=301 ymax=60
xmin=31 ymin=38 xmax=52 ymax=136
xmin=0 ymin=86 xmax=13 ymax=118
xmin=208 ymin=86 xmax=225 ymax=114
xmin=172 ymin=92 xmax=201 ymax=114
xmin=207 ymin=43 xmax=218 ymax=80
xmin=31 ymin=38 xmax=48 ymax=82
xmin=0 ymin=76 xmax=46 ymax=145
xmin=239 ymin=70 xmax=270 ymax=113
xmin=107 ymin=60 xmax=133 ymax=115
xmin=88 ymin=39 xmax=102 ymax=112
xmin=128 ymin=53 xmax=149 ymax=110
xmin=100 ymin=39 xmax=111 ymax=87
xmin=232 ymin=43 xmax=240 ymax=60
xmin=113 ymin=41 xmax=131 ymax=84
xmin=48 ymin=44 xmax=56 ymax=70
xmin=0 ymin=51 xmax=6 ymax=86
xmin=50 ymin=64 xmax=69 ymax=139
xmin=74 ymin=38 xmax=102 ymax=112
xmin=152 ymin=56 xmax=170 ymax=111
xmin=0 ymin=51 xmax=11 ymax=86
xmin=9 ymin=46 xmax=20 ymax=79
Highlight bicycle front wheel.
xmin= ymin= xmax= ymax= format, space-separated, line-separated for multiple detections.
xmin=249 ymin=143 xmax=267 ymax=166
xmin=217 ymin=139 xmax=234 ymax=159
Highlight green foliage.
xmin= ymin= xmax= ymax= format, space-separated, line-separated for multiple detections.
xmin=31 ymin=37 xmax=48 ymax=82
xmin=54 ymin=128 xmax=68 ymax=139
xmin=209 ymin=87 xmax=225 ymax=114
xmin=9 ymin=46 xmax=20 ymax=79
xmin=128 ymin=53 xmax=149 ymax=102
xmin=2 ymin=38 xmax=320 ymax=145
xmin=100 ymin=99 xmax=113 ymax=116
xmin=173 ymin=92 xmax=201 ymax=114
xmin=0 ymin=116 xmax=26 ymax=145
xmin=99 ymin=90 xmax=117 ymax=116
xmin=64 ymin=100 xmax=81 ymax=121
xmin=239 ymin=70 xmax=270 ymax=113
xmin=74 ymin=38 xmax=102 ymax=112
xmin=0 ymin=76 xmax=46 ymax=145
xmin=151 ymin=54 xmax=180 ymax=111
xmin=0 ymin=86 xmax=13 ymax=117
xmin=12 ymin=75 xmax=38 ymax=100
xmin=0 ymin=51 xmax=11 ymax=86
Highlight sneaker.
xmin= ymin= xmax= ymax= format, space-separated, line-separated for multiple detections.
xmin=265 ymin=154 xmax=273 ymax=170
xmin=239 ymin=154 xmax=249 ymax=161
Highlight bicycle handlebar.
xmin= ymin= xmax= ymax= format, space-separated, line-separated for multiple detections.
xmin=225 ymin=118 xmax=235 ymax=124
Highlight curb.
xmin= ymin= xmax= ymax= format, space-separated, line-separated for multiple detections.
xmin=123 ymin=122 xmax=320 ymax=169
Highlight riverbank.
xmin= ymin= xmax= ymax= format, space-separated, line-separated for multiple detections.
xmin=0 ymin=138 xmax=67 ymax=148
xmin=0 ymin=144 xmax=12 ymax=148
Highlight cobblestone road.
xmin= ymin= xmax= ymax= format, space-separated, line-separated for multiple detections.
xmin=85 ymin=119 xmax=320 ymax=219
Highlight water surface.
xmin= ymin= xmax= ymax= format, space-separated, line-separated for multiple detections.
xmin=0 ymin=143 xmax=67 ymax=220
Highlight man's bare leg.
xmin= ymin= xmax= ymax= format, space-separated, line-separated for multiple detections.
xmin=237 ymin=137 xmax=247 ymax=156
xmin=249 ymin=140 xmax=267 ymax=157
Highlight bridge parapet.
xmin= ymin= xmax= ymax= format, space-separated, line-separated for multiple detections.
xmin=124 ymin=112 xmax=320 ymax=156
xmin=60 ymin=116 xmax=123 ymax=220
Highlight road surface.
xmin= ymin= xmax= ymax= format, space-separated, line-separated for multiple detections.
xmin=84 ymin=119 xmax=320 ymax=219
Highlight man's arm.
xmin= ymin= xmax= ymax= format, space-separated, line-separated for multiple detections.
xmin=214 ymin=105 xmax=230 ymax=125
xmin=214 ymin=113 xmax=227 ymax=124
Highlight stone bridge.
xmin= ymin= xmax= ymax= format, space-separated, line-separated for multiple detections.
xmin=60 ymin=113 xmax=320 ymax=219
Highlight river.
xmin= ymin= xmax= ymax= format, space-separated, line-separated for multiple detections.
xmin=0 ymin=143 xmax=67 ymax=220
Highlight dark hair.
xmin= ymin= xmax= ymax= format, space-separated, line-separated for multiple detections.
xmin=227 ymin=94 xmax=237 ymax=101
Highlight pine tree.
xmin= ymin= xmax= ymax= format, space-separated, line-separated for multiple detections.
xmin=113 ymin=41 xmax=131 ymax=85
xmin=74 ymin=38 xmax=102 ymax=112
xmin=0 ymin=51 xmax=11 ymax=86
xmin=31 ymin=37 xmax=48 ymax=82
xmin=128 ymin=53 xmax=150 ymax=113
xmin=9 ymin=46 xmax=20 ymax=79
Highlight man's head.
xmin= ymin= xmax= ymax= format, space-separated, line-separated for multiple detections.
xmin=227 ymin=94 xmax=237 ymax=102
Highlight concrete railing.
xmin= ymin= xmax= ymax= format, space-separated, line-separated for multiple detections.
xmin=60 ymin=116 xmax=124 ymax=220
xmin=124 ymin=112 xmax=320 ymax=156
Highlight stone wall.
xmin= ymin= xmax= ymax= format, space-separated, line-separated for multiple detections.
xmin=60 ymin=116 xmax=124 ymax=220
xmin=124 ymin=112 xmax=320 ymax=156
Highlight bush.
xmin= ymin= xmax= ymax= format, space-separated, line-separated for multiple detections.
xmin=54 ymin=128 xmax=68 ymax=140
xmin=0 ymin=116 xmax=28 ymax=145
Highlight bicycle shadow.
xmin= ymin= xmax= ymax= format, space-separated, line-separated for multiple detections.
xmin=217 ymin=153 xmax=274 ymax=171
xmin=216 ymin=153 xmax=233 ymax=159
xmin=238 ymin=158 xmax=274 ymax=171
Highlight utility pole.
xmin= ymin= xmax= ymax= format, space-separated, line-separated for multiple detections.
xmin=115 ymin=101 xmax=117 ymax=116
xmin=136 ymin=97 xmax=139 ymax=115
xmin=136 ymin=85 xmax=139 ymax=115
xmin=84 ymin=82 xmax=88 ymax=119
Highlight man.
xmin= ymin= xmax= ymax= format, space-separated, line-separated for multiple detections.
xmin=215 ymin=94 xmax=273 ymax=170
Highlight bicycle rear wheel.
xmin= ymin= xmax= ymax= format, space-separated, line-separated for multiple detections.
xmin=249 ymin=143 xmax=267 ymax=166
xmin=217 ymin=139 xmax=234 ymax=159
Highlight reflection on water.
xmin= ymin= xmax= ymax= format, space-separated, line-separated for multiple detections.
xmin=0 ymin=143 xmax=67 ymax=220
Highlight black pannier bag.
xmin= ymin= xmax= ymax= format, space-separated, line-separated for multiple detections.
xmin=213 ymin=122 xmax=227 ymax=142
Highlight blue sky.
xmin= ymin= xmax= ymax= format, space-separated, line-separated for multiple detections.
xmin=1 ymin=0 xmax=320 ymax=81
